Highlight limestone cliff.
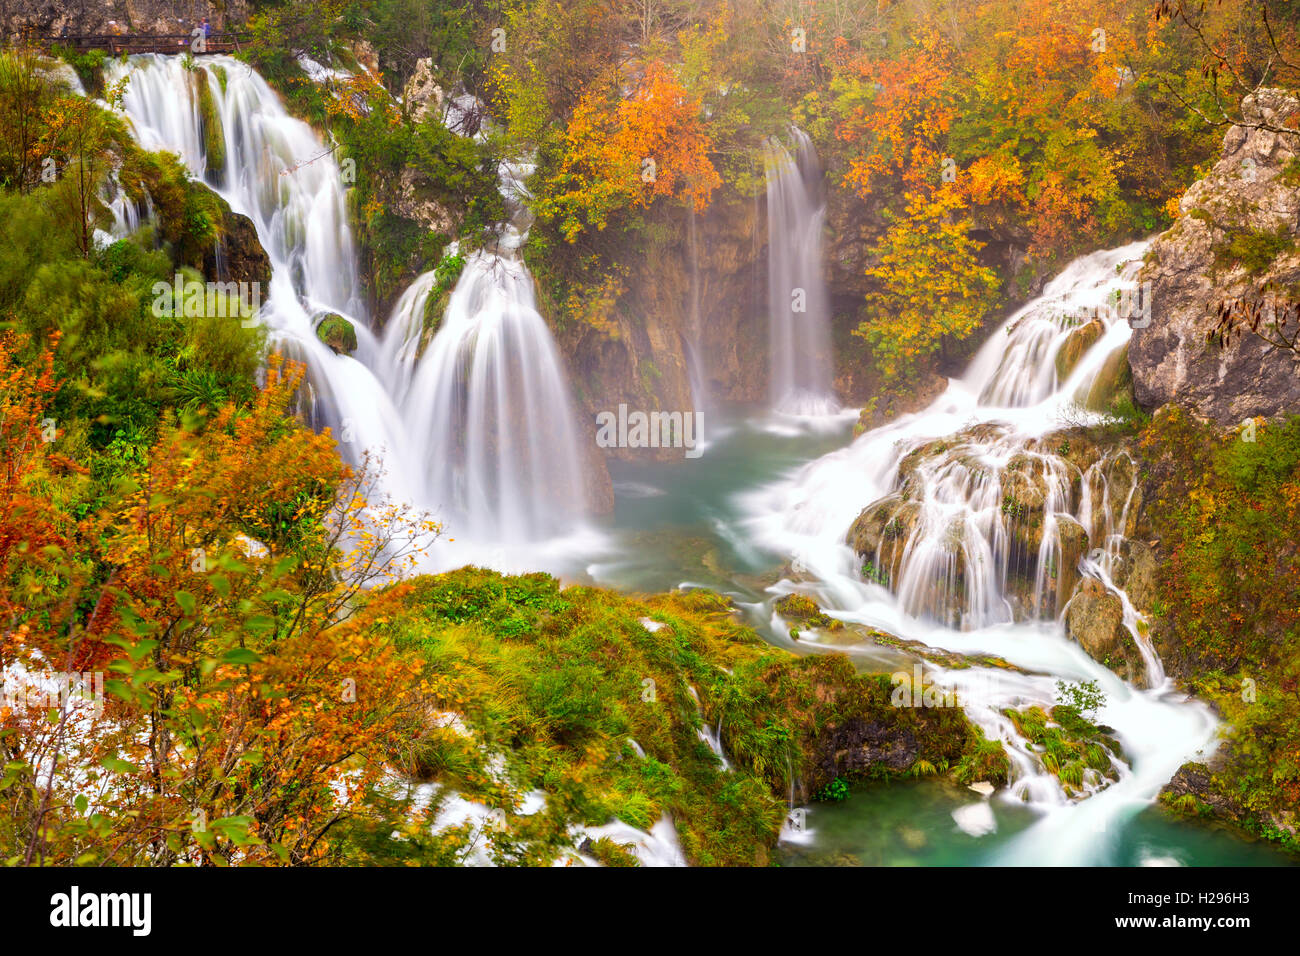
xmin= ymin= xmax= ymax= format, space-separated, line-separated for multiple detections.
xmin=2 ymin=0 xmax=246 ymax=37
xmin=1132 ymin=89 xmax=1300 ymax=424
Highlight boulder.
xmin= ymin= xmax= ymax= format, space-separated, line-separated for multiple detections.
xmin=1131 ymin=89 xmax=1300 ymax=424
xmin=1064 ymin=577 xmax=1146 ymax=687
xmin=316 ymin=313 xmax=358 ymax=355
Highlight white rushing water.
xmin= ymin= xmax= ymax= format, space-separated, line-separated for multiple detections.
xmin=764 ymin=128 xmax=837 ymax=417
xmin=108 ymin=55 xmax=588 ymax=561
xmin=742 ymin=241 xmax=1219 ymax=864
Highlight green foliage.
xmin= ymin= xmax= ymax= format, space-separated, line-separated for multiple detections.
xmin=1138 ymin=409 xmax=1300 ymax=844
xmin=1212 ymin=225 xmax=1297 ymax=276
xmin=814 ymin=777 xmax=850 ymax=802
xmin=51 ymin=45 xmax=106 ymax=92
xmin=1055 ymin=678 xmax=1106 ymax=720
xmin=0 ymin=186 xmax=263 ymax=456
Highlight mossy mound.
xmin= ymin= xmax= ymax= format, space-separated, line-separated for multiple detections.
xmin=316 ymin=313 xmax=358 ymax=354
xmin=1006 ymin=704 xmax=1122 ymax=797
xmin=352 ymin=568 xmax=1002 ymax=866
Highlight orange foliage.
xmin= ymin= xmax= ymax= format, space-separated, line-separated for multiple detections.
xmin=1 ymin=345 xmax=440 ymax=865
xmin=541 ymin=61 xmax=721 ymax=241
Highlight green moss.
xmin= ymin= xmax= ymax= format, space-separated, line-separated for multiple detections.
xmin=316 ymin=313 xmax=358 ymax=354
xmin=195 ymin=68 xmax=227 ymax=179
xmin=1212 ymin=224 xmax=1296 ymax=276
xmin=1140 ymin=409 xmax=1300 ymax=848
xmin=1005 ymin=705 xmax=1121 ymax=796
xmin=366 ymin=568 xmax=997 ymax=866
xmin=773 ymin=593 xmax=843 ymax=631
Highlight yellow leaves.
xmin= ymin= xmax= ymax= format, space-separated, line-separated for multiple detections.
xmin=540 ymin=60 xmax=720 ymax=241
xmin=857 ymin=187 xmax=999 ymax=380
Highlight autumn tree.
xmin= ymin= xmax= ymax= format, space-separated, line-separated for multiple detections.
xmin=1 ymin=350 xmax=442 ymax=865
xmin=855 ymin=187 xmax=1000 ymax=381
xmin=538 ymin=60 xmax=721 ymax=241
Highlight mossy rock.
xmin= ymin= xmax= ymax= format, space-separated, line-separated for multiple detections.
xmin=1082 ymin=344 xmax=1134 ymax=413
xmin=773 ymin=593 xmax=844 ymax=631
xmin=317 ymin=313 xmax=358 ymax=355
xmin=1064 ymin=577 xmax=1147 ymax=687
xmin=1056 ymin=319 xmax=1103 ymax=381
xmin=194 ymin=67 xmax=226 ymax=184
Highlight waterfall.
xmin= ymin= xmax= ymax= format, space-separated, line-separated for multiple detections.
xmin=763 ymin=129 xmax=836 ymax=416
xmin=109 ymin=54 xmax=586 ymax=556
xmin=741 ymin=240 xmax=1219 ymax=863
xmin=382 ymin=247 xmax=587 ymax=544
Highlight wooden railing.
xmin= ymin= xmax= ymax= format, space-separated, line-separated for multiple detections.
xmin=41 ymin=33 xmax=250 ymax=56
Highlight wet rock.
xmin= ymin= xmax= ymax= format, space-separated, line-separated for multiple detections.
xmin=1056 ymin=319 xmax=1103 ymax=381
xmin=197 ymin=187 xmax=272 ymax=287
xmin=821 ymin=719 xmax=920 ymax=775
xmin=316 ymin=313 xmax=358 ymax=355
xmin=1052 ymin=514 xmax=1090 ymax=608
xmin=1064 ymin=577 xmax=1146 ymax=687
xmin=773 ymin=593 xmax=843 ymax=631
xmin=846 ymin=494 xmax=918 ymax=583
xmin=1111 ymin=539 xmax=1157 ymax=613
xmin=1081 ymin=343 xmax=1133 ymax=413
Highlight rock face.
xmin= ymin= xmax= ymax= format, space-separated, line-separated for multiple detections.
xmin=559 ymin=194 xmax=766 ymax=464
xmin=1131 ymin=89 xmax=1300 ymax=424
xmin=402 ymin=58 xmax=444 ymax=124
xmin=1064 ymin=577 xmax=1146 ymax=688
xmin=393 ymin=167 xmax=455 ymax=234
xmin=2 ymin=0 xmax=247 ymax=38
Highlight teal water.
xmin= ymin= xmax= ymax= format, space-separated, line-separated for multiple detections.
xmin=588 ymin=404 xmax=1297 ymax=867
xmin=589 ymin=408 xmax=854 ymax=596
xmin=778 ymin=780 xmax=1292 ymax=867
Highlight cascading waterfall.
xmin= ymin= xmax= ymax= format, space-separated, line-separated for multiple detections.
xmin=382 ymin=244 xmax=587 ymax=544
xmin=378 ymin=142 xmax=588 ymax=546
xmin=109 ymin=55 xmax=586 ymax=554
xmin=742 ymin=240 xmax=1219 ymax=864
xmin=763 ymin=128 xmax=836 ymax=416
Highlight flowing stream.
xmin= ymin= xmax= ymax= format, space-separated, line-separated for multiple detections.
xmin=104 ymin=55 xmax=1290 ymax=865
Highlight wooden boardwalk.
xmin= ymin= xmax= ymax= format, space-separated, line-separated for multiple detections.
xmin=39 ymin=33 xmax=249 ymax=56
